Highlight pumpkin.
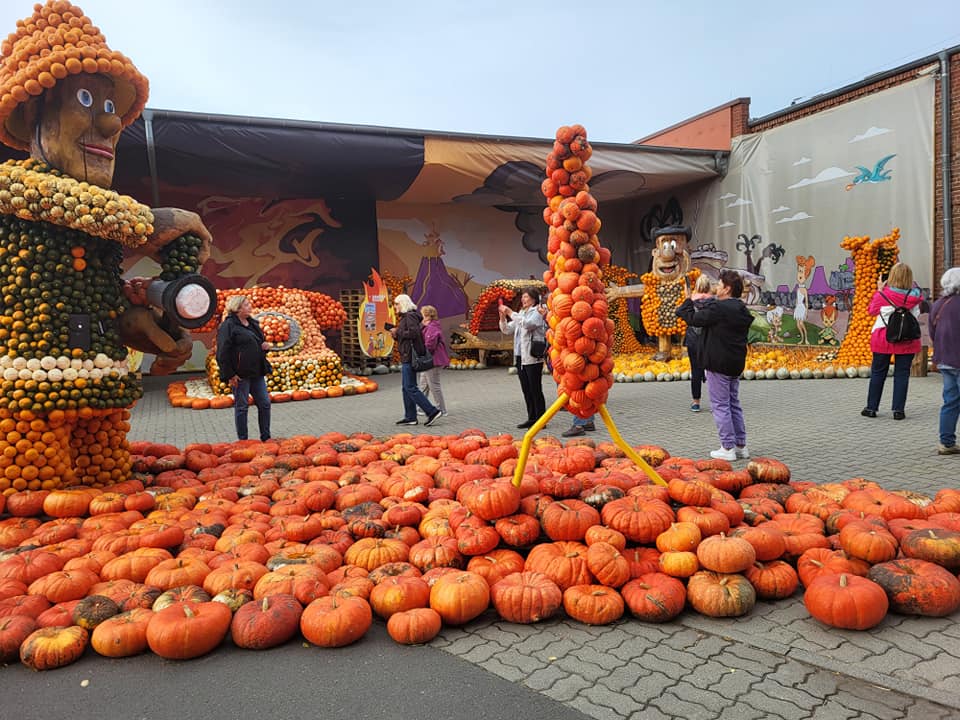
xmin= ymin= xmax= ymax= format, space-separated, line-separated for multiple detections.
xmin=20 ymin=625 xmax=89 ymax=671
xmin=202 ymin=561 xmax=269 ymax=596
xmin=0 ymin=614 xmax=37 ymax=663
xmin=36 ymin=600 xmax=82 ymax=628
xmin=744 ymin=561 xmax=799 ymax=600
xmin=27 ymin=568 xmax=99 ymax=603
xmin=745 ymin=458 xmax=791 ymax=483
xmin=584 ymin=542 xmax=630 ymax=588
xmin=675 ymin=506 xmax=730 ymax=537
xmin=621 ymin=573 xmax=686 ymax=622
xmin=494 ymin=514 xmax=542 ymax=547
xmin=369 ymin=576 xmax=431 ymax=619
xmin=90 ymin=608 xmax=154 ymax=658
xmin=490 ymin=571 xmax=563 ymax=624
xmin=144 ymin=558 xmax=212 ymax=590
xmin=429 ymin=571 xmax=490 ymax=625
xmin=72 ymin=594 xmax=121 ymax=629
xmin=600 ymin=497 xmax=674 ymax=543
xmin=900 ymin=528 xmax=960 ymax=570
xmin=584 ymin=525 xmax=627 ymax=550
xmin=729 ymin=524 xmax=786 ymax=562
xmin=466 ymin=550 xmax=525 ymax=588
xmin=146 ymin=601 xmax=233 ymax=659
xmin=231 ymin=595 xmax=303 ymax=649
xmin=367 ymin=562 xmax=421 ymax=585
xmin=386 ymin=607 xmax=443 ymax=645
xmin=524 ymin=541 xmax=592 ymax=590
xmin=838 ymin=522 xmax=898 ymax=564
xmin=686 ymin=571 xmax=756 ymax=617
xmin=562 ymin=584 xmax=624 ymax=625
xmin=696 ymin=534 xmax=756 ymax=574
xmin=152 ymin=585 xmax=212 ymax=612
xmin=541 ymin=500 xmax=601 ymax=541
xmin=300 ymin=595 xmax=372 ymax=647
xmin=455 ymin=524 xmax=501 ymax=556
xmin=344 ymin=538 xmax=410 ymax=572
xmin=867 ymin=559 xmax=960 ymax=617
xmin=658 ymin=551 xmax=699 ymax=578
xmin=803 ymin=573 xmax=888 ymax=630
xmin=797 ymin=548 xmax=867 ymax=587
xmin=655 ymin=522 xmax=702 ymax=553
xmin=211 ymin=588 xmax=253 ymax=613
xmin=408 ymin=536 xmax=464 ymax=572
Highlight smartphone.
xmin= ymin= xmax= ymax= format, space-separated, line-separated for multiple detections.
xmin=384 ymin=322 xmax=395 ymax=331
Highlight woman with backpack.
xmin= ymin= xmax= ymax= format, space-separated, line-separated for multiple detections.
xmin=861 ymin=262 xmax=923 ymax=420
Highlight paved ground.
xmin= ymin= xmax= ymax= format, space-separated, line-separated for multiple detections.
xmin=67 ymin=368 xmax=960 ymax=718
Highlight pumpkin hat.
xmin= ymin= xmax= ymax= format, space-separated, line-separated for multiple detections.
xmin=0 ymin=0 xmax=149 ymax=151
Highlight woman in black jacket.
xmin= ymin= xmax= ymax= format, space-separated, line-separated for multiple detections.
xmin=676 ymin=269 xmax=755 ymax=462
xmin=216 ymin=295 xmax=272 ymax=441
xmin=390 ymin=294 xmax=440 ymax=426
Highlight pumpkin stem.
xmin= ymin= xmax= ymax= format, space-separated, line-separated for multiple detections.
xmin=183 ymin=605 xmax=195 ymax=618
xmin=262 ymin=597 xmax=270 ymax=611
xmin=839 ymin=574 xmax=848 ymax=588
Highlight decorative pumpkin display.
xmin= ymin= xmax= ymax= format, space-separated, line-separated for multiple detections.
xmin=19 ymin=624 xmax=89 ymax=671
xmin=803 ymin=574 xmax=888 ymax=630
xmin=0 ymin=614 xmax=37 ymax=663
xmin=429 ymin=571 xmax=490 ymax=626
xmin=867 ymin=559 xmax=960 ymax=617
xmin=899 ymin=528 xmax=960 ymax=570
xmin=562 ymin=584 xmax=624 ymax=625
xmin=146 ymin=601 xmax=232 ymax=659
xmin=369 ymin=576 xmax=431 ymax=620
xmin=621 ymin=573 xmax=686 ymax=623
xmin=300 ymin=595 xmax=372 ymax=648
xmin=90 ymin=608 xmax=154 ymax=658
xmin=386 ymin=607 xmax=443 ymax=645
xmin=231 ymin=595 xmax=303 ymax=650
xmin=744 ymin=561 xmax=799 ymax=600
xmin=696 ymin=534 xmax=757 ymax=574
xmin=71 ymin=593 xmax=120 ymax=629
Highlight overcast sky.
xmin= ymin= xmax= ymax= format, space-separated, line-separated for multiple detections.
xmin=2 ymin=0 xmax=959 ymax=143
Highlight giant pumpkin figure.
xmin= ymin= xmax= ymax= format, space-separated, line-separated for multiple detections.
xmin=0 ymin=1 xmax=214 ymax=491
xmin=606 ymin=226 xmax=700 ymax=361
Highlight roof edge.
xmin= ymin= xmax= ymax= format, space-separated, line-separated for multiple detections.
xmin=632 ymin=98 xmax=751 ymax=144
xmin=749 ymin=44 xmax=960 ymax=126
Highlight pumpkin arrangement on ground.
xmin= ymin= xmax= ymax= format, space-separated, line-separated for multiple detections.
xmin=1 ymin=431 xmax=958 ymax=670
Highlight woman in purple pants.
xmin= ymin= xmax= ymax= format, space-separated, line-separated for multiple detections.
xmin=676 ymin=270 xmax=755 ymax=462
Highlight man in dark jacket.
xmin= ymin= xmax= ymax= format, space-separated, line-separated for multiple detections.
xmin=676 ymin=269 xmax=755 ymax=461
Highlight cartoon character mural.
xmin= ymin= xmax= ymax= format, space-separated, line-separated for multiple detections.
xmin=794 ymin=255 xmax=815 ymax=344
xmin=765 ymin=305 xmax=784 ymax=343
xmin=607 ymin=226 xmax=700 ymax=361
xmin=818 ymin=296 xmax=839 ymax=345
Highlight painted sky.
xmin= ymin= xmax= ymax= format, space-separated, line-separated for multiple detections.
xmin=2 ymin=0 xmax=958 ymax=143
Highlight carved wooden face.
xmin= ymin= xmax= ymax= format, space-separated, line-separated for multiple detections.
xmin=652 ymin=234 xmax=690 ymax=281
xmin=28 ymin=74 xmax=123 ymax=187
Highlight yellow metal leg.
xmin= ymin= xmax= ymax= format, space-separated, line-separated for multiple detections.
xmin=511 ymin=393 xmax=569 ymax=488
xmin=597 ymin=404 xmax=667 ymax=487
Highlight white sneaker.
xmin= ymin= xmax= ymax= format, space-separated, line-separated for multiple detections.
xmin=710 ymin=447 xmax=737 ymax=461
xmin=735 ymin=446 xmax=750 ymax=459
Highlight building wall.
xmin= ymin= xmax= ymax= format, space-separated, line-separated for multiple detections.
xmin=638 ymin=105 xmax=736 ymax=151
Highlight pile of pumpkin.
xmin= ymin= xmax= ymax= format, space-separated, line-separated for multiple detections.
xmin=467 ymin=280 xmax=549 ymax=335
xmin=541 ymin=124 xmax=615 ymax=418
xmin=1 ymin=431 xmax=958 ymax=670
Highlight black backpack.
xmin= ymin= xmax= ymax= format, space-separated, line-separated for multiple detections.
xmin=880 ymin=291 xmax=921 ymax=343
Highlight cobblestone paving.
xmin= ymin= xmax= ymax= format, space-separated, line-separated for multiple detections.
xmin=131 ymin=366 xmax=960 ymax=719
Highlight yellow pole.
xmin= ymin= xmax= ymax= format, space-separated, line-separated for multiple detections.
xmin=511 ymin=393 xmax=569 ymax=488
xmin=597 ymin=404 xmax=667 ymax=487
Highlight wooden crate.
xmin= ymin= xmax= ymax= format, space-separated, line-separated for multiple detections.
xmin=339 ymin=289 xmax=389 ymax=369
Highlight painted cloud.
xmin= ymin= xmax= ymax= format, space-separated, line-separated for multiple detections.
xmin=849 ymin=126 xmax=891 ymax=143
xmin=727 ymin=198 xmax=752 ymax=208
xmin=793 ymin=157 xmax=812 ymax=166
xmin=719 ymin=192 xmax=736 ymax=200
xmin=771 ymin=205 xmax=791 ymax=214
xmin=717 ymin=221 xmax=735 ymax=229
xmin=775 ymin=212 xmax=813 ymax=224
xmin=787 ymin=167 xmax=854 ymax=189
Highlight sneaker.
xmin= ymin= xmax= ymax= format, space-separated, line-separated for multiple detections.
xmin=710 ymin=447 xmax=737 ymax=461
xmin=938 ymin=444 xmax=960 ymax=455
xmin=416 ymin=409 xmax=426 ymax=416
xmin=735 ymin=446 xmax=750 ymax=459
xmin=562 ymin=425 xmax=586 ymax=438
xmin=424 ymin=410 xmax=441 ymax=427
xmin=439 ymin=411 xmax=449 ymax=417
xmin=395 ymin=418 xmax=418 ymax=426
xmin=691 ymin=403 xmax=701 ymax=413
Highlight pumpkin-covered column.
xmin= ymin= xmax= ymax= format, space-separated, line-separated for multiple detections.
xmin=0 ymin=1 xmax=214 ymax=491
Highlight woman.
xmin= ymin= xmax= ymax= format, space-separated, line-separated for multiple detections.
xmin=499 ymin=287 xmax=548 ymax=429
xmin=391 ymin=294 xmax=441 ymax=426
xmin=931 ymin=268 xmax=960 ymax=453
xmin=216 ymin=295 xmax=272 ymax=442
xmin=862 ymin=262 xmax=922 ymax=420
xmin=683 ymin=274 xmax=715 ymax=412
xmin=417 ymin=305 xmax=450 ymax=416
xmin=676 ymin=270 xmax=754 ymax=461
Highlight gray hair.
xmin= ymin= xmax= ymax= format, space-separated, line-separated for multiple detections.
xmin=393 ymin=293 xmax=417 ymax=313
xmin=942 ymin=268 xmax=960 ymax=296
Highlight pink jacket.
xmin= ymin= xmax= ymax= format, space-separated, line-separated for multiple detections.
xmin=867 ymin=287 xmax=923 ymax=355
xmin=421 ymin=320 xmax=450 ymax=368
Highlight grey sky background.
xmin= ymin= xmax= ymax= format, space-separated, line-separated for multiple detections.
xmin=2 ymin=0 xmax=959 ymax=143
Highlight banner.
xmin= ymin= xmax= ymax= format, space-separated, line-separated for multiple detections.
xmin=359 ymin=269 xmax=395 ymax=358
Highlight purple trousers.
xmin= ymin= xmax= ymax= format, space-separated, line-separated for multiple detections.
xmin=705 ymin=370 xmax=746 ymax=449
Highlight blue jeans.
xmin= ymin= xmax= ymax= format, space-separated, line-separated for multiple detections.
xmin=866 ymin=352 xmax=913 ymax=413
xmin=940 ymin=368 xmax=960 ymax=446
xmin=401 ymin=362 xmax=437 ymax=421
xmin=234 ymin=375 xmax=271 ymax=441
xmin=573 ymin=414 xmax=595 ymax=427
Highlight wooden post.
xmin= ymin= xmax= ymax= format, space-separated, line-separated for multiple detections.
xmin=910 ymin=345 xmax=928 ymax=377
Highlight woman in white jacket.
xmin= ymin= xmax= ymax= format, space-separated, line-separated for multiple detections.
xmin=499 ymin=287 xmax=548 ymax=428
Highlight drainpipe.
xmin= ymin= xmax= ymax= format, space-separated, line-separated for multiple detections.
xmin=941 ymin=51 xmax=953 ymax=271
xmin=142 ymin=109 xmax=161 ymax=208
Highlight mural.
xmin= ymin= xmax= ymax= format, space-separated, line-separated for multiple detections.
xmin=693 ymin=77 xmax=936 ymax=345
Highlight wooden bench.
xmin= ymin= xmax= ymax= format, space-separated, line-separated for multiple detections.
xmin=449 ymin=327 xmax=515 ymax=365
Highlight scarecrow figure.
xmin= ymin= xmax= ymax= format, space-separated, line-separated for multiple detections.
xmin=0 ymin=0 xmax=214 ymax=489
xmin=606 ymin=226 xmax=700 ymax=361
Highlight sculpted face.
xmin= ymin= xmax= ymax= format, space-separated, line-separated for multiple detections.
xmin=652 ymin=234 xmax=690 ymax=282
xmin=29 ymin=74 xmax=123 ymax=187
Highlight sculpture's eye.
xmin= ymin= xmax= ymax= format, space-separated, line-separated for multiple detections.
xmin=76 ymin=88 xmax=93 ymax=107
xmin=103 ymin=99 xmax=115 ymax=114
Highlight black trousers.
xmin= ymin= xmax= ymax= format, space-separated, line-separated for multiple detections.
xmin=516 ymin=356 xmax=546 ymax=423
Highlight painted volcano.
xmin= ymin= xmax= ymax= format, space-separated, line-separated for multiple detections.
xmin=411 ymin=255 xmax=468 ymax=319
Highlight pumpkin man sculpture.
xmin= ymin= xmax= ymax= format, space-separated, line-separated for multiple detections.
xmin=606 ymin=226 xmax=700 ymax=361
xmin=0 ymin=1 xmax=215 ymax=491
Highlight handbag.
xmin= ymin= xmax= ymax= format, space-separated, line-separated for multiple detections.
xmin=411 ymin=346 xmax=434 ymax=372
